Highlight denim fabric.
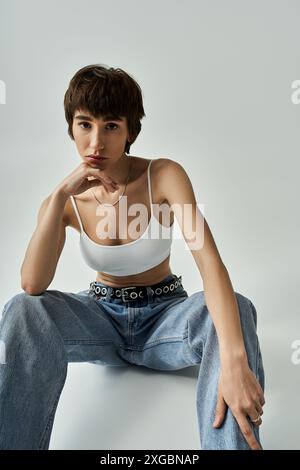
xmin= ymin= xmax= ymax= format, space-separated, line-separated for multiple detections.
xmin=0 ymin=273 xmax=265 ymax=450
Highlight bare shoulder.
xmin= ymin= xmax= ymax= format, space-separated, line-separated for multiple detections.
xmin=151 ymin=156 xmax=187 ymax=176
xmin=147 ymin=156 xmax=186 ymax=182
xmin=151 ymin=157 xmax=191 ymax=203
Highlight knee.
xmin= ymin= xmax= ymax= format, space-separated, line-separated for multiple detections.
xmin=0 ymin=293 xmax=32 ymax=342
xmin=1 ymin=291 xmax=51 ymax=327
xmin=234 ymin=291 xmax=257 ymax=330
xmin=186 ymin=290 xmax=258 ymax=333
xmin=2 ymin=292 xmax=30 ymax=317
xmin=3 ymin=291 xmax=44 ymax=313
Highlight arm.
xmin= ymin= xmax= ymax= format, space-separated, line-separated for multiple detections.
xmin=20 ymin=160 xmax=119 ymax=296
xmin=20 ymin=188 xmax=68 ymax=295
xmin=160 ymin=158 xmax=265 ymax=450
xmin=160 ymin=159 xmax=246 ymax=360
xmin=192 ymin=240 xmax=247 ymax=362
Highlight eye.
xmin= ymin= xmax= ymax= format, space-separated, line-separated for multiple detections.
xmin=106 ymin=123 xmax=119 ymax=130
xmin=78 ymin=121 xmax=91 ymax=129
xmin=77 ymin=122 xmax=118 ymax=130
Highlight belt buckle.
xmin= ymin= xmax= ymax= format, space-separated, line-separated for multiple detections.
xmin=121 ymin=286 xmax=137 ymax=303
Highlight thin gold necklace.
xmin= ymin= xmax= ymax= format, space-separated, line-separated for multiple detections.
xmin=91 ymin=156 xmax=132 ymax=207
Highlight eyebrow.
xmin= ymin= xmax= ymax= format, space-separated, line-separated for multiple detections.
xmin=74 ymin=114 xmax=124 ymax=122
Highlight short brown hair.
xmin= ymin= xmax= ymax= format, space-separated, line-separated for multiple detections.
xmin=64 ymin=64 xmax=146 ymax=154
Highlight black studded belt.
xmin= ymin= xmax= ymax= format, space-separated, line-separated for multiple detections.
xmin=89 ymin=274 xmax=183 ymax=303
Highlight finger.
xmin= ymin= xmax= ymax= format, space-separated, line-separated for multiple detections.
xmin=256 ymin=391 xmax=265 ymax=407
xmin=255 ymin=381 xmax=265 ymax=406
xmin=249 ymin=401 xmax=263 ymax=422
xmin=255 ymin=402 xmax=264 ymax=417
xmin=87 ymin=173 xmax=116 ymax=184
xmin=86 ymin=167 xmax=118 ymax=188
xmin=88 ymin=176 xmax=118 ymax=192
xmin=259 ymin=394 xmax=265 ymax=406
xmin=213 ymin=391 xmax=227 ymax=428
xmin=235 ymin=413 xmax=262 ymax=450
xmin=89 ymin=168 xmax=118 ymax=185
xmin=248 ymin=409 xmax=263 ymax=427
xmin=251 ymin=375 xmax=265 ymax=408
xmin=87 ymin=179 xmax=117 ymax=192
xmin=87 ymin=179 xmax=118 ymax=193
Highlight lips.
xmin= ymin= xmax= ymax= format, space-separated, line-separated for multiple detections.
xmin=86 ymin=155 xmax=107 ymax=162
xmin=87 ymin=154 xmax=106 ymax=159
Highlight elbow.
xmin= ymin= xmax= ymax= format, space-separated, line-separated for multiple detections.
xmin=23 ymin=287 xmax=46 ymax=296
xmin=21 ymin=283 xmax=46 ymax=296
xmin=22 ymin=287 xmax=44 ymax=295
xmin=20 ymin=271 xmax=49 ymax=296
xmin=20 ymin=268 xmax=52 ymax=296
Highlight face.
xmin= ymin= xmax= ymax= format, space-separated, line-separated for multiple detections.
xmin=72 ymin=109 xmax=130 ymax=167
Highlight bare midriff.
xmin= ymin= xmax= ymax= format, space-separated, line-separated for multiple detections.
xmin=65 ymin=156 xmax=174 ymax=288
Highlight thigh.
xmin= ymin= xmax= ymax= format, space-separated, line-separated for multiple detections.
xmin=131 ymin=290 xmax=208 ymax=370
xmin=133 ymin=289 xmax=260 ymax=373
xmin=0 ymin=289 xmax=130 ymax=366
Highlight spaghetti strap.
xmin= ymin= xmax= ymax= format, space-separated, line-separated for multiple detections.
xmin=70 ymin=196 xmax=84 ymax=233
xmin=147 ymin=160 xmax=153 ymax=218
xmin=64 ymin=159 xmax=173 ymax=277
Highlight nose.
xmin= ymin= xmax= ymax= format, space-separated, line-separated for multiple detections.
xmin=89 ymin=127 xmax=104 ymax=149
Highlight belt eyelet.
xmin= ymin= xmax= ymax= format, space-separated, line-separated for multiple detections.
xmin=89 ymin=275 xmax=183 ymax=303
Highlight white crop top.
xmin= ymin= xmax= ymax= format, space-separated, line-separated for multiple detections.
xmin=70 ymin=159 xmax=174 ymax=276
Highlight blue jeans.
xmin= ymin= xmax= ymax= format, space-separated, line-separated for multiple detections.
xmin=0 ymin=274 xmax=264 ymax=450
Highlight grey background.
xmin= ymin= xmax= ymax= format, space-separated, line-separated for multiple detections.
xmin=1 ymin=0 xmax=299 ymax=449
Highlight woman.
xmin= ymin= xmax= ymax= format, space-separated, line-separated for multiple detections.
xmin=0 ymin=64 xmax=265 ymax=450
